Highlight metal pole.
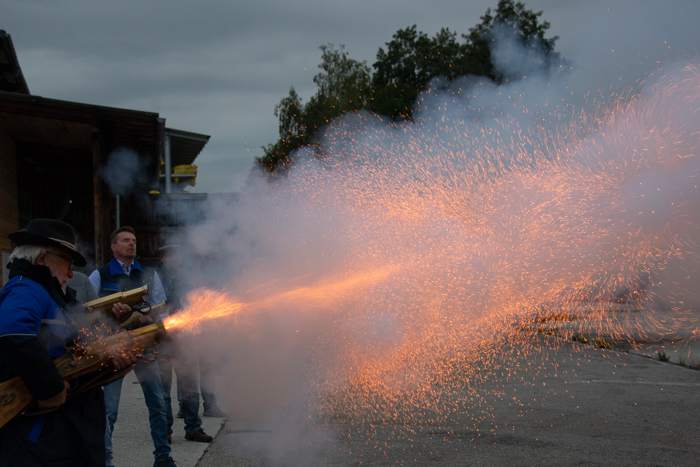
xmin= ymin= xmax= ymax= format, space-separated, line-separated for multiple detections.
xmin=164 ymin=132 xmax=172 ymax=194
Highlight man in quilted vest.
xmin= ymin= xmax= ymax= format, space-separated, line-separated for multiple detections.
xmin=88 ymin=226 xmax=176 ymax=467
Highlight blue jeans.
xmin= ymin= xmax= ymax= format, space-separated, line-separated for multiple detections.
xmin=104 ymin=357 xmax=170 ymax=465
xmin=159 ymin=342 xmax=203 ymax=436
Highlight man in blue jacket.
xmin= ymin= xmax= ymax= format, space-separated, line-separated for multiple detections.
xmin=0 ymin=218 xmax=135 ymax=466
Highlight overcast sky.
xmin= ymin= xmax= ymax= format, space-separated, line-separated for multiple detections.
xmin=3 ymin=0 xmax=698 ymax=193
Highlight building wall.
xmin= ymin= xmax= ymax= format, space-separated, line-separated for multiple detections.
xmin=0 ymin=129 xmax=18 ymax=285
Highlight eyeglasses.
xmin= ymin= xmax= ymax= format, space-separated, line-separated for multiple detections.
xmin=46 ymin=251 xmax=74 ymax=269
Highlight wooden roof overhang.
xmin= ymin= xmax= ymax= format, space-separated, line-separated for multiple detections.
xmin=0 ymin=91 xmax=164 ymax=169
xmin=0 ymin=91 xmax=165 ymax=264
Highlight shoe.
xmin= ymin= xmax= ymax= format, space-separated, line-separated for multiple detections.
xmin=185 ymin=428 xmax=213 ymax=443
xmin=167 ymin=427 xmax=173 ymax=444
xmin=153 ymin=455 xmax=177 ymax=467
xmin=203 ymin=403 xmax=226 ymax=418
xmin=176 ymin=409 xmax=183 ymax=419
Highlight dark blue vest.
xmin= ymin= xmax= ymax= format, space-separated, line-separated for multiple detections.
xmin=97 ymin=258 xmax=156 ymax=297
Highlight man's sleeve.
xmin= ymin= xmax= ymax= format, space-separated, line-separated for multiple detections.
xmin=0 ymin=284 xmax=65 ymax=400
xmin=88 ymin=269 xmax=101 ymax=294
xmin=0 ymin=335 xmax=65 ymax=400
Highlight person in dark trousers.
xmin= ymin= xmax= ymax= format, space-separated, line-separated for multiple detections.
xmin=157 ymin=244 xmax=213 ymax=444
xmin=0 ymin=218 xmax=135 ymax=466
xmin=198 ymin=346 xmax=227 ymax=418
xmin=167 ymin=246 xmax=227 ymax=420
xmin=88 ymin=226 xmax=176 ymax=467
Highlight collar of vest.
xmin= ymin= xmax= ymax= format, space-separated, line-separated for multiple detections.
xmin=109 ymin=257 xmax=145 ymax=275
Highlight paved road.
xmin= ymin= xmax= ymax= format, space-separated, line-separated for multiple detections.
xmin=194 ymin=336 xmax=700 ymax=467
xmin=111 ymin=371 xmax=225 ymax=467
xmin=112 ymin=304 xmax=700 ymax=467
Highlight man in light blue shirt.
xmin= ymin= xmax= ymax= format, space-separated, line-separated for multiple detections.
xmin=90 ymin=226 xmax=175 ymax=467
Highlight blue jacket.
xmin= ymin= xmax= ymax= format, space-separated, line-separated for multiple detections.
xmin=0 ymin=259 xmax=105 ymax=465
xmin=0 ymin=260 xmax=72 ymax=399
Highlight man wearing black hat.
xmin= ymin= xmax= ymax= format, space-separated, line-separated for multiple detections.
xmin=0 ymin=218 xmax=135 ymax=466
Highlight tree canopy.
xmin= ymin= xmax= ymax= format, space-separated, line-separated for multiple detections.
xmin=257 ymin=0 xmax=565 ymax=174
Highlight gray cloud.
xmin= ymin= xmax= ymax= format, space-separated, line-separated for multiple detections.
xmin=3 ymin=0 xmax=699 ymax=192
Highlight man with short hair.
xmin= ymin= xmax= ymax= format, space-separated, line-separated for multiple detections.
xmin=0 ymin=218 xmax=135 ymax=465
xmin=89 ymin=226 xmax=176 ymax=467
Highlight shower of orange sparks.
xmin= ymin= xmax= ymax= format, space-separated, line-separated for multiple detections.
xmin=154 ymin=63 xmax=700 ymax=462
xmin=163 ymin=265 xmax=399 ymax=333
xmin=163 ymin=289 xmax=247 ymax=332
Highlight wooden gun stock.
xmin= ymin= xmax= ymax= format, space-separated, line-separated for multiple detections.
xmin=84 ymin=285 xmax=150 ymax=312
xmin=84 ymin=285 xmax=154 ymax=328
xmin=0 ymin=321 xmax=167 ymax=429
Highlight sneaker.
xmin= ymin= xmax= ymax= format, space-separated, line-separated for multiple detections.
xmin=185 ymin=428 xmax=213 ymax=443
xmin=153 ymin=455 xmax=177 ymax=467
xmin=203 ymin=403 xmax=226 ymax=418
xmin=176 ymin=409 xmax=183 ymax=419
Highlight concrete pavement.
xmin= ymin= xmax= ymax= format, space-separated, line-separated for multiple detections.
xmin=110 ymin=371 xmax=226 ymax=467
xmin=194 ymin=305 xmax=700 ymax=466
xmin=112 ymin=304 xmax=700 ymax=466
xmin=195 ymin=336 xmax=700 ymax=466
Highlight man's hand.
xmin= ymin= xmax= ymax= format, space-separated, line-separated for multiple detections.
xmin=138 ymin=314 xmax=154 ymax=325
xmin=111 ymin=302 xmax=132 ymax=322
xmin=106 ymin=349 xmax=138 ymax=370
xmin=36 ymin=381 xmax=69 ymax=410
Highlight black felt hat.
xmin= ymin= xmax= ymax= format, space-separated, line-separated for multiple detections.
xmin=9 ymin=218 xmax=87 ymax=267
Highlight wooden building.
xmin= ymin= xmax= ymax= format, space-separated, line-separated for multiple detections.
xmin=0 ymin=30 xmax=209 ymax=282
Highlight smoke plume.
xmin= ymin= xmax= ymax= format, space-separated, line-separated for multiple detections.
xmin=169 ymin=24 xmax=700 ymax=466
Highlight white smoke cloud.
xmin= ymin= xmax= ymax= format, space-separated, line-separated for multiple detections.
xmin=99 ymin=147 xmax=151 ymax=197
xmin=489 ymin=21 xmax=555 ymax=82
xmin=171 ymin=26 xmax=700 ymax=467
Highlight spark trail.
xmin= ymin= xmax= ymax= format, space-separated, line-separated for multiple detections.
xmin=163 ymin=265 xmax=399 ymax=333
xmin=178 ymin=60 xmax=700 ymax=463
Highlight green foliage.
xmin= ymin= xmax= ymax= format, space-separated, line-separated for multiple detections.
xmin=572 ymin=333 xmax=589 ymax=344
xmin=258 ymin=0 xmax=565 ymax=174
xmin=658 ymin=351 xmax=670 ymax=362
xmin=462 ymin=0 xmax=561 ymax=82
xmin=258 ymin=88 xmax=306 ymax=172
xmin=259 ymin=45 xmax=370 ymax=173
xmin=369 ymin=26 xmax=467 ymax=120
xmin=572 ymin=333 xmax=614 ymax=350
xmin=591 ymin=338 xmax=613 ymax=350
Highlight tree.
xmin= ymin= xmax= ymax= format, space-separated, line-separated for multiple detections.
xmin=369 ymin=26 xmax=467 ymax=120
xmin=259 ymin=45 xmax=371 ymax=173
xmin=460 ymin=0 xmax=563 ymax=82
xmin=258 ymin=0 xmax=564 ymax=174
xmin=304 ymin=45 xmax=372 ymax=141
xmin=258 ymin=88 xmax=307 ymax=172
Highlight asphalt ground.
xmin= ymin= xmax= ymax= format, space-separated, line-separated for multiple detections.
xmin=113 ymin=304 xmax=700 ymax=467
xmin=195 ymin=336 xmax=700 ymax=467
xmin=111 ymin=371 xmax=226 ymax=467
